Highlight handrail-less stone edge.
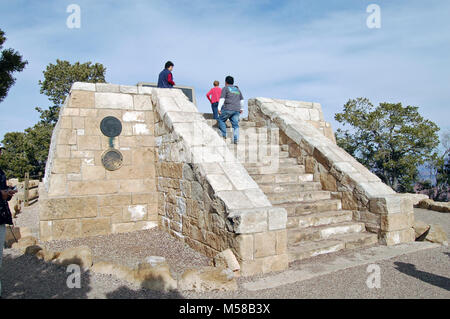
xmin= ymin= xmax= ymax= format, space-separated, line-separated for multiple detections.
xmin=249 ymin=97 xmax=416 ymax=246
xmin=152 ymin=88 xmax=288 ymax=276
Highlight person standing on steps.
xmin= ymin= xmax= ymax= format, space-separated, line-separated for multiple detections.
xmin=0 ymin=146 xmax=17 ymax=298
xmin=206 ymin=80 xmax=222 ymax=120
xmin=218 ymin=76 xmax=244 ymax=145
xmin=157 ymin=61 xmax=175 ymax=88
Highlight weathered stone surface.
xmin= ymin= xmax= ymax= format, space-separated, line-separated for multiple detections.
xmin=95 ymin=92 xmax=133 ymax=109
xmin=4 ymin=226 xmax=32 ymax=247
xmin=36 ymin=249 xmax=59 ymax=262
xmin=227 ymin=209 xmax=268 ymax=234
xmin=426 ymin=224 xmax=448 ymax=245
xmin=380 ymin=228 xmax=415 ymax=246
xmin=69 ymin=90 xmax=95 ymax=108
xmin=40 ymin=196 xmax=98 ymax=221
xmin=178 ymin=267 xmax=237 ymax=292
xmin=214 ymin=249 xmax=241 ymax=275
xmin=11 ymin=236 xmax=37 ymax=252
xmin=134 ymin=261 xmax=177 ymax=291
xmin=53 ymin=245 xmax=93 ymax=271
xmin=24 ymin=245 xmax=43 ymax=256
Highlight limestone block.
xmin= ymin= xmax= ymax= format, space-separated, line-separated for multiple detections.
xmin=380 ymin=228 xmax=415 ymax=246
xmin=381 ymin=212 xmax=414 ymax=232
xmin=370 ymin=194 xmax=414 ymax=215
xmin=51 ymin=158 xmax=81 ymax=174
xmin=98 ymin=194 xmax=131 ymax=206
xmin=81 ymin=218 xmax=111 ymax=237
xmin=133 ymin=94 xmax=152 ymax=110
xmin=138 ymin=86 xmax=153 ymax=95
xmin=71 ymin=82 xmax=95 ymax=91
xmin=96 ymin=83 xmax=120 ymax=93
xmin=53 ymin=245 xmax=93 ymax=271
xmin=123 ymin=111 xmax=145 ymax=122
xmin=227 ymin=209 xmax=268 ymax=234
xmin=69 ymin=90 xmax=95 ymax=108
xmin=178 ymin=267 xmax=236 ymax=292
xmin=52 ymin=219 xmax=82 ymax=239
xmin=244 ymin=189 xmax=272 ymax=208
xmin=40 ymin=196 xmax=98 ymax=220
xmin=57 ymin=129 xmax=77 ymax=145
xmin=68 ymin=180 xmax=119 ymax=196
xmin=47 ymin=173 xmax=66 ymax=195
xmin=254 ymin=232 xmax=276 ymax=258
xmin=217 ymin=191 xmax=255 ymax=210
xmin=425 ymin=224 xmax=448 ymax=245
xmin=268 ymin=207 xmax=287 ymax=231
xmin=95 ymin=92 xmax=133 ymax=109
xmin=78 ymin=135 xmax=101 ymax=151
xmin=219 ymin=162 xmax=259 ymax=191
xmin=214 ymin=249 xmax=241 ymax=274
xmin=123 ymin=205 xmax=147 ymax=222
xmin=118 ymin=85 xmax=138 ymax=94
xmin=206 ymin=174 xmax=233 ymax=191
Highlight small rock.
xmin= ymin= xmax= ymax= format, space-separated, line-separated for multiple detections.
xmin=214 ymin=249 xmax=240 ymax=276
xmin=24 ymin=245 xmax=43 ymax=256
xmin=36 ymin=249 xmax=59 ymax=262
xmin=427 ymin=224 xmax=448 ymax=246
xmin=53 ymin=245 xmax=93 ymax=271
xmin=134 ymin=261 xmax=178 ymax=291
xmin=178 ymin=266 xmax=237 ymax=292
xmin=413 ymin=220 xmax=430 ymax=240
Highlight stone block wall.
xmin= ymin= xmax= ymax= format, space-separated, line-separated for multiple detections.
xmin=152 ymin=88 xmax=288 ymax=276
xmin=248 ymin=97 xmax=415 ymax=246
xmin=40 ymin=82 xmax=158 ymax=241
xmin=248 ymin=98 xmax=336 ymax=143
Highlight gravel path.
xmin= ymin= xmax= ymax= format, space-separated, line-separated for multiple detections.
xmin=41 ymin=229 xmax=211 ymax=275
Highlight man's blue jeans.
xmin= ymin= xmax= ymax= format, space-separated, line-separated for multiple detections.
xmin=218 ymin=110 xmax=240 ymax=143
xmin=211 ymin=102 xmax=219 ymax=120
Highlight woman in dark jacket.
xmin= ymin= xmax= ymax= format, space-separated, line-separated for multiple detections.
xmin=0 ymin=146 xmax=17 ymax=297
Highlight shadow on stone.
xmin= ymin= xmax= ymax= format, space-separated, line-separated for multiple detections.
xmin=394 ymin=262 xmax=450 ymax=291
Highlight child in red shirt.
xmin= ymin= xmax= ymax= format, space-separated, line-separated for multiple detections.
xmin=206 ymin=81 xmax=222 ymax=120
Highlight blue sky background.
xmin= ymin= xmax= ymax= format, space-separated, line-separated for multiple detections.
xmin=0 ymin=0 xmax=449 ymax=143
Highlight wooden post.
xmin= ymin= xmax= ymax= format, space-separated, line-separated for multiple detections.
xmin=24 ymin=172 xmax=29 ymax=207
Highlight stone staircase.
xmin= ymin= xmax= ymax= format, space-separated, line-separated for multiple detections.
xmin=204 ymin=115 xmax=378 ymax=263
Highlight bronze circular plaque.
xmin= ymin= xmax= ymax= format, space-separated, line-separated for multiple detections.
xmin=100 ymin=116 xmax=122 ymax=137
xmin=101 ymin=149 xmax=123 ymax=171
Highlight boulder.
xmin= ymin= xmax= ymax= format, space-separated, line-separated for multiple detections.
xmin=214 ymin=249 xmax=241 ymax=276
xmin=134 ymin=260 xmax=178 ymax=291
xmin=408 ymin=193 xmax=429 ymax=206
xmin=426 ymin=224 xmax=448 ymax=246
xmin=178 ymin=267 xmax=237 ymax=292
xmin=429 ymin=201 xmax=450 ymax=213
xmin=91 ymin=261 xmax=136 ymax=283
xmin=417 ymin=199 xmax=434 ymax=210
xmin=414 ymin=220 xmax=430 ymax=241
xmin=24 ymin=245 xmax=43 ymax=256
xmin=11 ymin=236 xmax=37 ymax=252
xmin=53 ymin=245 xmax=93 ymax=271
xmin=36 ymin=249 xmax=59 ymax=262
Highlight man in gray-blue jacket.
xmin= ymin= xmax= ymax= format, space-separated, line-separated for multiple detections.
xmin=218 ymin=76 xmax=244 ymax=144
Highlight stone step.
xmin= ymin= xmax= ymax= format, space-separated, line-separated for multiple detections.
xmin=288 ymin=221 xmax=366 ymax=244
xmin=206 ymin=119 xmax=258 ymax=128
xmin=259 ymin=182 xmax=322 ymax=194
xmin=287 ymin=210 xmax=353 ymax=229
xmin=242 ymin=157 xmax=298 ymax=168
xmin=267 ymin=190 xmax=331 ymax=205
xmin=277 ymin=198 xmax=343 ymax=216
xmin=246 ymin=164 xmax=306 ymax=175
xmin=251 ymin=173 xmax=314 ymax=184
xmin=287 ymin=232 xmax=378 ymax=262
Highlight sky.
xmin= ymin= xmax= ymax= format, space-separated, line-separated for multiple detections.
xmin=0 ymin=0 xmax=449 ymax=142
